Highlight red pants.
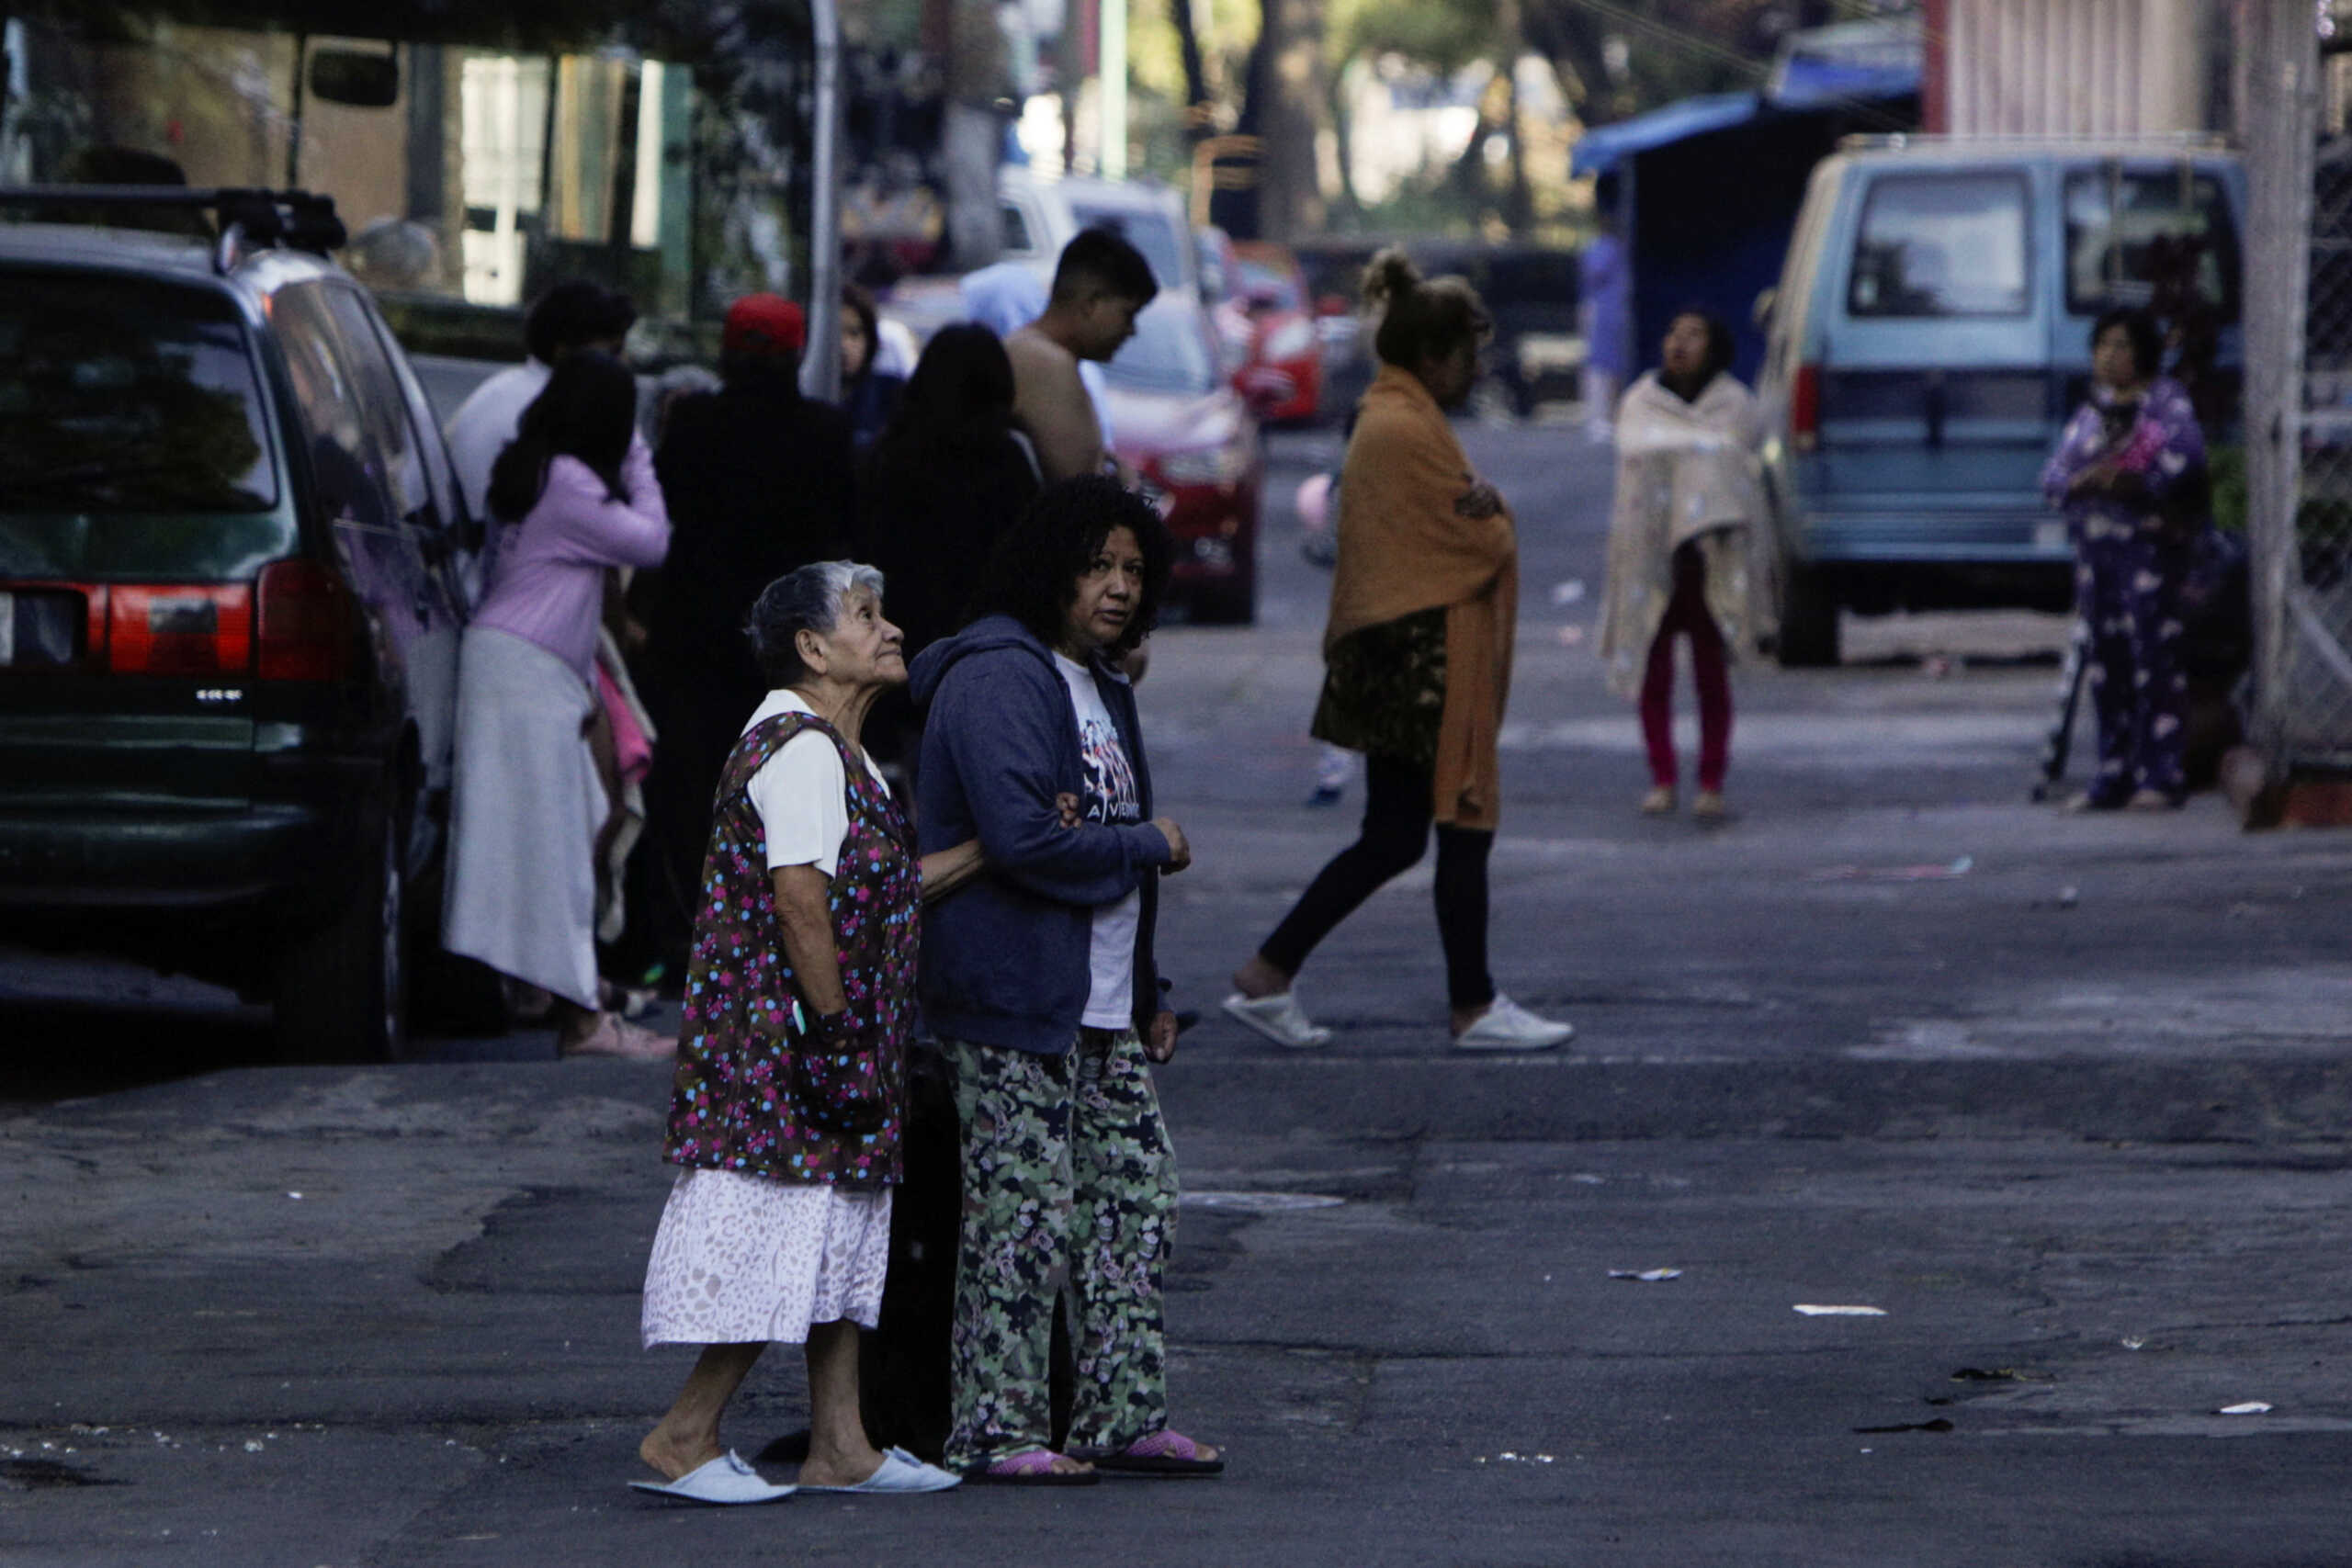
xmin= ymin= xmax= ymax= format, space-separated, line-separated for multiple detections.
xmin=1641 ymin=543 xmax=1732 ymax=792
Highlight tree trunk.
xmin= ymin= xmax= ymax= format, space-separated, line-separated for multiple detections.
xmin=1504 ymin=55 xmax=1533 ymax=236
xmin=933 ymin=0 xmax=1010 ymax=269
xmin=1327 ymin=65 xmax=1362 ymax=224
xmin=1521 ymin=0 xmax=1623 ymax=125
xmin=1250 ymin=0 xmax=1325 ymax=242
xmin=1169 ymin=0 xmax=1212 ymax=135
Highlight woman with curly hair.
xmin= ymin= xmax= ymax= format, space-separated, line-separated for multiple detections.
xmin=907 ymin=476 xmax=1219 ymax=1484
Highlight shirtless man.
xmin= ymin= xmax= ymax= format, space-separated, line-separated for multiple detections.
xmin=1003 ymin=227 xmax=1159 ymax=483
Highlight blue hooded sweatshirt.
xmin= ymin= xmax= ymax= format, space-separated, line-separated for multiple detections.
xmin=909 ymin=614 xmax=1174 ymax=1054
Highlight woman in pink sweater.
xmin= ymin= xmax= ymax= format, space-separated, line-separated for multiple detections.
xmin=444 ymin=352 xmax=674 ymax=1057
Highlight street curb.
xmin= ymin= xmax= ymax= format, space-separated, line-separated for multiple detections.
xmin=1156 ymin=1056 xmax=2352 ymax=1145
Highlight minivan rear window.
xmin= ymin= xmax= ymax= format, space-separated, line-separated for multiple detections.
xmin=2064 ymin=169 xmax=2239 ymax=320
xmin=1848 ymin=173 xmax=2030 ymax=319
xmin=0 ymin=275 xmax=277 ymax=513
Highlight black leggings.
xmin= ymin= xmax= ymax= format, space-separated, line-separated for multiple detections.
xmin=1259 ymin=754 xmax=1496 ymax=1010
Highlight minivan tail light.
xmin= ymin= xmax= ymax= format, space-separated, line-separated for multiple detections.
xmin=107 ymin=585 xmax=253 ymax=675
xmin=1792 ymin=363 xmax=1822 ymax=452
xmin=255 ymin=558 xmax=354 ymax=681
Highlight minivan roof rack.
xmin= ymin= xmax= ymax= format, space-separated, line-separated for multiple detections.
xmin=1838 ymin=131 xmax=2234 ymax=152
xmin=0 ymin=186 xmax=346 ymax=272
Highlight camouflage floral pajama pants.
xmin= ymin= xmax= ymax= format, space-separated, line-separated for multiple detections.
xmin=941 ymin=1029 xmax=1178 ymax=1470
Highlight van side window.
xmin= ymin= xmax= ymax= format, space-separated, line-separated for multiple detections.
xmin=1847 ymin=174 xmax=2030 ymax=319
xmin=271 ymin=283 xmax=400 ymax=532
xmin=2064 ymin=171 xmax=2239 ymax=321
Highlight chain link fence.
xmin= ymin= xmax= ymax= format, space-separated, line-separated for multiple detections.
xmin=2245 ymin=0 xmax=2352 ymax=771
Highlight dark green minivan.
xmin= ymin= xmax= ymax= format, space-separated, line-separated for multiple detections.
xmin=0 ymin=190 xmax=477 ymax=1059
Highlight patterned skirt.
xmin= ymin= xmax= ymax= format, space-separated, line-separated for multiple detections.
xmin=640 ymin=1168 xmax=893 ymax=1347
xmin=1310 ymin=606 xmax=1448 ymax=771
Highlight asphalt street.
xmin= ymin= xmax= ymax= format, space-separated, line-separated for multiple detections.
xmin=6 ymin=418 xmax=2352 ymax=1565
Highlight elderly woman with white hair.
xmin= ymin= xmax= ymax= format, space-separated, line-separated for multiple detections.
xmin=632 ymin=561 xmax=982 ymax=1505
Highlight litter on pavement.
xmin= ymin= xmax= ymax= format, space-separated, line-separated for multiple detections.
xmin=1793 ymin=1303 xmax=1887 ymax=1317
xmin=1550 ymin=580 xmax=1587 ymax=606
xmin=1607 ymin=1268 xmax=1683 ymax=1282
xmin=2218 ymin=1402 xmax=2274 ymax=1416
xmin=1804 ymin=857 xmax=1974 ymax=884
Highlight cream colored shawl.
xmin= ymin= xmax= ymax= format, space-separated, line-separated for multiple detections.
xmin=1596 ymin=371 xmax=1772 ymax=698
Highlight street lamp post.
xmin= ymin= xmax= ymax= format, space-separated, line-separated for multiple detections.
xmin=1100 ymin=0 xmax=1125 ymax=180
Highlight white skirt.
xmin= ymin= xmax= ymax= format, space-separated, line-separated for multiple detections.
xmin=442 ymin=626 xmax=606 ymax=1010
xmin=640 ymin=1169 xmax=893 ymax=1348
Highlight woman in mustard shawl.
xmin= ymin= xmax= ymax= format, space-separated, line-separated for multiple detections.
xmin=1222 ymin=251 xmax=1574 ymax=1055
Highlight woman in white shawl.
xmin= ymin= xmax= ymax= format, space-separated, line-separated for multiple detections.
xmin=1596 ymin=310 xmax=1771 ymax=820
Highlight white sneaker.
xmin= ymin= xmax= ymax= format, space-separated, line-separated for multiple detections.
xmin=1452 ymin=995 xmax=1574 ymax=1052
xmin=1221 ymin=990 xmax=1333 ymax=1049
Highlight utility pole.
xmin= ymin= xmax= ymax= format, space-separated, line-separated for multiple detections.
xmin=1100 ymin=0 xmax=1126 ymax=179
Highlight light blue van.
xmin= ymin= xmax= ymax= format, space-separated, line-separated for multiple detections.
xmin=1752 ymin=137 xmax=2244 ymax=664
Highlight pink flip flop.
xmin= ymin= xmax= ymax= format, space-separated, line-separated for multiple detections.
xmin=962 ymin=1448 xmax=1099 ymax=1486
xmin=1083 ymin=1429 xmax=1225 ymax=1477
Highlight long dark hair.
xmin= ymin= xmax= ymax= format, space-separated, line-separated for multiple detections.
xmin=967 ymin=475 xmax=1171 ymax=660
xmin=485 ymin=350 xmax=638 ymax=523
xmin=842 ymin=282 xmax=881 ymax=386
xmin=873 ymin=323 xmax=1016 ymax=457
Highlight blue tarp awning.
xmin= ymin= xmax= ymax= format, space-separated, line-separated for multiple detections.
xmin=1571 ymin=17 xmax=1920 ymax=179
xmin=1772 ymin=57 xmax=1921 ymax=108
xmin=1571 ymin=92 xmax=1765 ymax=178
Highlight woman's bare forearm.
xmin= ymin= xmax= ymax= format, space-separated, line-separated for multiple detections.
xmin=920 ymin=838 xmax=986 ymax=904
xmin=771 ymin=864 xmax=849 ymax=1015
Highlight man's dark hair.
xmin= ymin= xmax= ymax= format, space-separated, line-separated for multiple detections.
xmin=1668 ymin=306 xmax=1737 ymax=382
xmin=967 ymin=475 xmax=1172 ymax=659
xmin=2091 ymin=306 xmax=2165 ymax=381
xmin=525 ymin=280 xmax=638 ymax=365
xmin=485 ymin=349 xmax=639 ymax=522
xmin=1051 ymin=226 xmax=1159 ymax=309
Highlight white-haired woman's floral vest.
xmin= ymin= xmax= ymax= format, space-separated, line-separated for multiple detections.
xmin=662 ymin=711 xmax=920 ymax=1183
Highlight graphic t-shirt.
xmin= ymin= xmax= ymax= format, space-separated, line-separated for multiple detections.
xmin=1054 ymin=651 xmax=1143 ymax=1029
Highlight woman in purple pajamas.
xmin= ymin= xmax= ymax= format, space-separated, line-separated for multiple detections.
xmin=2042 ymin=307 xmax=2209 ymax=811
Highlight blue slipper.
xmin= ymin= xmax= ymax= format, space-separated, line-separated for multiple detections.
xmin=628 ymin=1450 xmax=797 ymax=1505
xmin=799 ymin=1447 xmax=962 ymax=1494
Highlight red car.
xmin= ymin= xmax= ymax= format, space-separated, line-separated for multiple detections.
xmin=1104 ymin=292 xmax=1264 ymax=625
xmin=1230 ymin=241 xmax=1323 ymax=424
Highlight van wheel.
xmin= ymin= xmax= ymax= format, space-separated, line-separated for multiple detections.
xmin=272 ymin=795 xmax=408 ymax=1064
xmin=1776 ymin=563 xmax=1841 ymax=667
